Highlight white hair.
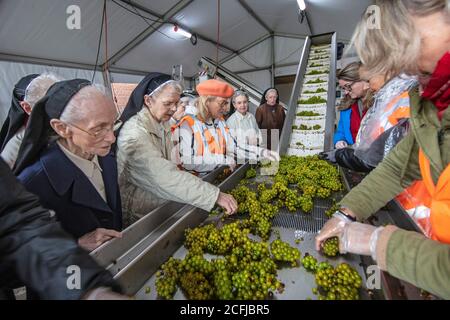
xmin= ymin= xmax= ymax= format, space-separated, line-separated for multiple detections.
xmin=24 ymin=73 xmax=61 ymax=107
xmin=265 ymin=89 xmax=278 ymax=99
xmin=60 ymin=84 xmax=110 ymax=123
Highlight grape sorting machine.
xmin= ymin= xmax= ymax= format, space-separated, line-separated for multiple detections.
xmin=91 ymin=33 xmax=433 ymax=300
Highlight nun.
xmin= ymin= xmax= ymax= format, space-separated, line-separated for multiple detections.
xmin=1 ymin=73 xmax=60 ymax=169
xmin=116 ymin=73 xmax=238 ymax=226
xmin=16 ymin=79 xmax=123 ymax=252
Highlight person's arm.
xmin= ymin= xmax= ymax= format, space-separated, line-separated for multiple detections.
xmin=333 ymin=110 xmax=348 ymax=146
xmin=339 ymin=132 xmax=420 ymax=220
xmin=0 ymin=159 xmax=121 ymax=299
xmin=334 ymin=148 xmax=375 ymax=172
xmin=376 ymin=227 xmax=450 ymax=299
xmin=118 ymin=127 xmax=220 ymax=212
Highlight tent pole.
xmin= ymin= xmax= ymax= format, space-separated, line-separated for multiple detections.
xmin=271 ymin=34 xmax=275 ymax=87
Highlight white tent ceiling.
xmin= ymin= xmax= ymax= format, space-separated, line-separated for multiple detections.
xmin=0 ymin=0 xmax=373 ymax=77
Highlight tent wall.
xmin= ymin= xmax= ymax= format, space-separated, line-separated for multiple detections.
xmin=110 ymin=72 xmax=145 ymax=84
xmin=0 ymin=60 xmax=106 ymax=124
xmin=238 ymin=70 xmax=271 ymax=93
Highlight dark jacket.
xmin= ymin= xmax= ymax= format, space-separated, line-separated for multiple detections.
xmin=17 ymin=143 xmax=122 ymax=239
xmin=0 ymin=158 xmax=120 ymax=299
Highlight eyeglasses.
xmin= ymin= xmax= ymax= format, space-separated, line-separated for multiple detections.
xmin=67 ymin=119 xmax=123 ymax=138
xmin=215 ymin=99 xmax=230 ymax=109
xmin=342 ymin=81 xmax=356 ymax=93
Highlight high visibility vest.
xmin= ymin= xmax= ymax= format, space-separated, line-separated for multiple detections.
xmin=418 ymin=149 xmax=450 ymax=244
xmin=371 ymin=90 xmax=431 ymax=232
xmin=171 ymin=115 xmax=231 ymax=173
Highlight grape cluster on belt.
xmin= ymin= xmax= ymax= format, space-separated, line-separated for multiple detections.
xmin=300 ymin=252 xmax=363 ymax=300
xmin=156 ymin=220 xmax=292 ymax=300
xmin=270 ymin=239 xmax=301 ymax=267
xmin=155 ymin=156 xmax=356 ymax=300
xmin=322 ymin=237 xmax=340 ymax=257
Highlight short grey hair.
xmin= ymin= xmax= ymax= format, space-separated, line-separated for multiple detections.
xmin=265 ymin=89 xmax=278 ymax=99
xmin=232 ymin=90 xmax=249 ymax=104
xmin=60 ymin=84 xmax=110 ymax=123
xmin=25 ymin=73 xmax=61 ymax=107
xmin=148 ymin=80 xmax=183 ymax=98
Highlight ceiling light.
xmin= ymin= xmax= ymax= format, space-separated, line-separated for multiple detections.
xmin=173 ymin=24 xmax=192 ymax=39
xmin=297 ymin=0 xmax=306 ymax=11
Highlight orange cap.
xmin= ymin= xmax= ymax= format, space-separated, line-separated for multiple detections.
xmin=196 ymin=79 xmax=234 ymax=98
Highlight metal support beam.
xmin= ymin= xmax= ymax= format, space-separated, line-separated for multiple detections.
xmin=234 ymin=62 xmax=300 ymax=75
xmin=273 ymin=32 xmax=307 ymax=39
xmin=271 ymin=34 xmax=275 ymax=87
xmin=0 ymin=52 xmax=149 ymax=77
xmin=106 ymin=0 xmax=237 ymax=68
xmin=105 ymin=0 xmax=194 ymax=68
xmin=304 ymin=10 xmax=314 ymax=35
xmin=219 ymin=34 xmax=271 ymax=65
xmin=237 ymin=0 xmax=272 ymax=33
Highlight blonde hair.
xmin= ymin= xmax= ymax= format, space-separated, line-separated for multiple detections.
xmin=195 ymin=96 xmax=217 ymax=122
xmin=350 ymin=0 xmax=450 ymax=80
xmin=337 ymin=62 xmax=362 ymax=82
xmin=336 ymin=62 xmax=374 ymax=111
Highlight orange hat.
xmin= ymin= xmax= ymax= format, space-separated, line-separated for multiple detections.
xmin=196 ymin=79 xmax=234 ymax=98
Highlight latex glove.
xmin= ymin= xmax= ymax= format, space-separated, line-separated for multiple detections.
xmin=216 ymin=192 xmax=238 ymax=215
xmin=318 ymin=150 xmax=337 ymax=163
xmin=261 ymin=148 xmax=281 ymax=162
xmin=315 ymin=213 xmax=351 ymax=251
xmin=83 ymin=287 xmax=133 ymax=300
xmin=340 ymin=222 xmax=384 ymax=260
xmin=78 ymin=228 xmax=122 ymax=252
xmin=335 ymin=140 xmax=348 ymax=149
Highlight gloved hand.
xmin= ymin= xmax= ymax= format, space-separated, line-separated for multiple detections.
xmin=315 ymin=212 xmax=352 ymax=251
xmin=318 ymin=150 xmax=337 ymax=163
xmin=335 ymin=140 xmax=348 ymax=149
xmin=340 ymin=222 xmax=384 ymax=260
xmin=261 ymin=149 xmax=280 ymax=162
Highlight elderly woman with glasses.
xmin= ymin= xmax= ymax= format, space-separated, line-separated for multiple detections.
xmin=117 ymin=74 xmax=240 ymax=226
xmin=334 ymin=62 xmax=371 ymax=149
xmin=16 ymin=80 xmax=123 ymax=252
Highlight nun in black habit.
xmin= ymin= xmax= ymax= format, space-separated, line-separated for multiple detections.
xmin=15 ymin=79 xmax=123 ymax=252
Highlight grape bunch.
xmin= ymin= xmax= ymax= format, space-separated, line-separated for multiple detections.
xmin=270 ymin=239 xmax=301 ymax=267
xmin=322 ymin=237 xmax=340 ymax=257
xmin=314 ymin=262 xmax=363 ymax=300
xmin=155 ymin=257 xmax=182 ymax=299
xmin=179 ymin=271 xmax=214 ymax=300
xmin=301 ymin=254 xmax=318 ymax=273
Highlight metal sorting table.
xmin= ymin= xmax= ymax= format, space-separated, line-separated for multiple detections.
xmin=104 ymin=163 xmax=380 ymax=300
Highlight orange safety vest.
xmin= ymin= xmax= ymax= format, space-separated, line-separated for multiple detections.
xmin=171 ymin=115 xmax=230 ymax=173
xmin=418 ymin=149 xmax=450 ymax=244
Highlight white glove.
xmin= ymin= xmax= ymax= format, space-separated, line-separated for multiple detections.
xmin=261 ymin=149 xmax=280 ymax=162
xmin=315 ymin=212 xmax=352 ymax=251
xmin=340 ymin=222 xmax=384 ymax=261
xmin=335 ymin=140 xmax=348 ymax=149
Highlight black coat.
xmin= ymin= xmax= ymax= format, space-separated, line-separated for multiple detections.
xmin=0 ymin=158 xmax=120 ymax=299
xmin=17 ymin=143 xmax=123 ymax=239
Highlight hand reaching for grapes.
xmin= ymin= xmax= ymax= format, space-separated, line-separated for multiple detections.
xmin=216 ymin=192 xmax=238 ymax=215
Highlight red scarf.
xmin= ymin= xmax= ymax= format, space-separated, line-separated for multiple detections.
xmin=422 ymin=52 xmax=450 ymax=120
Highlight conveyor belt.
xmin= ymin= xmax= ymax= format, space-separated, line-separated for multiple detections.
xmin=112 ymin=164 xmax=378 ymax=300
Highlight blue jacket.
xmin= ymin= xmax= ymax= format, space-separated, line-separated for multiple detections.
xmin=333 ymin=108 xmax=354 ymax=146
xmin=17 ymin=143 xmax=122 ymax=239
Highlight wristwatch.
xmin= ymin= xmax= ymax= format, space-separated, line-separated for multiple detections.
xmin=335 ymin=209 xmax=357 ymax=222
